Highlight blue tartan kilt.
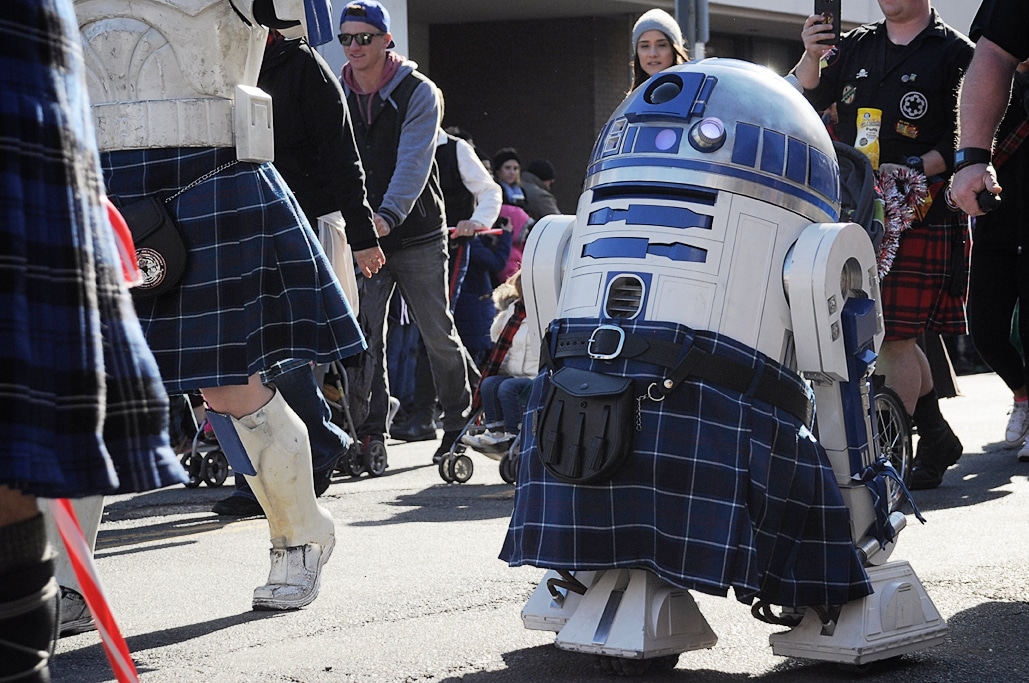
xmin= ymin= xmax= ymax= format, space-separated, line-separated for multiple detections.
xmin=0 ymin=0 xmax=185 ymax=497
xmin=101 ymin=147 xmax=366 ymax=393
xmin=500 ymin=317 xmax=872 ymax=608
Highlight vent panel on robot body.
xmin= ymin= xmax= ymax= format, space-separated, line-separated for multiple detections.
xmin=557 ymin=59 xmax=841 ymax=365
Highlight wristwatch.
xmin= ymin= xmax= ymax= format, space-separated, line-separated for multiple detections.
xmin=953 ymin=147 xmax=993 ymax=172
xmin=904 ymin=155 xmax=925 ymax=175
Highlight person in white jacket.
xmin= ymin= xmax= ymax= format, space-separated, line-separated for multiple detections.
xmin=462 ymin=271 xmax=539 ymax=453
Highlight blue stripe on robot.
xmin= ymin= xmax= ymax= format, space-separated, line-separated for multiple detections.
xmin=587 ymin=155 xmax=839 ymax=219
xmin=581 ymin=237 xmax=707 ymax=263
xmin=587 ymin=205 xmax=713 ymax=230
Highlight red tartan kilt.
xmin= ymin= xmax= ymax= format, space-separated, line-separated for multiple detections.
xmin=879 ymin=214 xmax=970 ymax=341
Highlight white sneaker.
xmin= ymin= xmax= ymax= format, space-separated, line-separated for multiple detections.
xmin=1004 ymin=400 xmax=1029 ymax=446
xmin=478 ymin=430 xmax=517 ymax=447
xmin=1018 ymin=442 xmax=1029 ymax=463
xmin=252 ymin=538 xmax=334 ymax=611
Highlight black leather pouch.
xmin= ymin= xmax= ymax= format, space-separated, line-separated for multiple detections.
xmin=120 ymin=196 xmax=186 ymax=299
xmin=537 ymin=366 xmax=636 ymax=484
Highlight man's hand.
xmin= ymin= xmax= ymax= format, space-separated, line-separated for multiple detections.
xmin=354 ymin=246 xmax=386 ymax=278
xmin=950 ymin=163 xmax=1002 ymax=216
xmin=802 ymin=14 xmax=835 ymax=59
xmin=451 ymin=219 xmax=485 ymax=238
xmin=372 ymin=213 xmax=391 ymax=238
xmin=876 ymin=163 xmax=909 ymax=177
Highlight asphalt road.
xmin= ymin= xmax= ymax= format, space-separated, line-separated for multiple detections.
xmin=50 ymin=372 xmax=1029 ymax=682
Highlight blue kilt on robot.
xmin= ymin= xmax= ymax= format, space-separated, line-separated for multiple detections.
xmin=502 ymin=59 xmax=945 ymax=672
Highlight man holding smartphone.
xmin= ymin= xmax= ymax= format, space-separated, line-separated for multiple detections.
xmin=789 ymin=1 xmax=974 ymax=490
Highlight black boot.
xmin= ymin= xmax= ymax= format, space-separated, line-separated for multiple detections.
xmin=0 ymin=515 xmax=59 ymax=682
xmin=908 ymin=389 xmax=963 ymax=490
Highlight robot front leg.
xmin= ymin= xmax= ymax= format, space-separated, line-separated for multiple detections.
xmin=777 ymin=222 xmax=947 ymax=665
xmin=521 ymin=568 xmax=717 ymax=671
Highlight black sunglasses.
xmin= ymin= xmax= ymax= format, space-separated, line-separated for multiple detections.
xmin=337 ymin=31 xmax=384 ymax=46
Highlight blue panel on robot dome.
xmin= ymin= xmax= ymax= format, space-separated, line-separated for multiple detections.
xmin=760 ymin=129 xmax=786 ymax=175
xmin=587 ymin=204 xmax=713 ymax=230
xmin=622 ymin=126 xmax=638 ymax=154
xmin=786 ymin=137 xmax=809 ymax=184
xmin=582 ymin=237 xmax=650 ymax=259
xmin=648 ymin=242 xmax=708 ymax=263
xmin=624 ymin=72 xmax=706 ymax=123
xmin=732 ymin=122 xmax=760 ymax=167
xmin=634 ymin=127 xmax=682 ymax=154
xmin=809 ymin=146 xmax=840 ymax=204
xmin=689 ymin=76 xmax=718 ymax=118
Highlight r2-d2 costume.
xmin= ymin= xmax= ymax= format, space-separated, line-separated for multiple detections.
xmin=503 ymin=59 xmax=946 ymax=672
xmin=74 ymin=0 xmax=364 ymax=610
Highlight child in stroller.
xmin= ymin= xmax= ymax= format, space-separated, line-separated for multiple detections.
xmin=462 ymin=270 xmax=538 ymax=458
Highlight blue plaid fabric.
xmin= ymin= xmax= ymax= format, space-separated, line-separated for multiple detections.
xmin=101 ymin=147 xmax=366 ymax=393
xmin=0 ymin=0 xmax=186 ymax=497
xmin=501 ymin=317 xmax=872 ymax=608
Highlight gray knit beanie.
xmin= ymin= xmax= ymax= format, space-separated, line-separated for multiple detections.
xmin=632 ymin=9 xmax=684 ymax=50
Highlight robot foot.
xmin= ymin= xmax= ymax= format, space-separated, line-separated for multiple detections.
xmin=768 ymin=560 xmax=946 ymax=665
xmin=523 ymin=568 xmax=717 ymax=661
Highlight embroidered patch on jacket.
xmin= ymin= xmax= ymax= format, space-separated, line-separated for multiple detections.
xmin=899 ymin=91 xmax=928 ymax=120
xmin=895 ymin=120 xmax=919 ymax=139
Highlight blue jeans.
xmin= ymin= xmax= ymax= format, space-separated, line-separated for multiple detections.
xmin=478 ymin=375 xmax=531 ymax=434
xmin=230 ymin=359 xmax=349 ymax=499
xmin=348 ymin=238 xmax=473 ymax=435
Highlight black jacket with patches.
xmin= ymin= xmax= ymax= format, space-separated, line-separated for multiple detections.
xmin=805 ymin=10 xmax=973 ymax=170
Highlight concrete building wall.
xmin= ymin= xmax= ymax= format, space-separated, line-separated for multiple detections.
xmin=429 ymin=16 xmax=633 ymax=214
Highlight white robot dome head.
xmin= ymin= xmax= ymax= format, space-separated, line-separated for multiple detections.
xmin=588 ymin=58 xmax=841 ymax=224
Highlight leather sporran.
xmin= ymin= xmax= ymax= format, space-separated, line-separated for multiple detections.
xmin=536 ymin=366 xmax=636 ymax=484
xmin=119 ymin=196 xmax=187 ymax=299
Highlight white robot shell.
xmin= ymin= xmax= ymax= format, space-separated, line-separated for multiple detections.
xmin=524 ymin=58 xmax=853 ymax=367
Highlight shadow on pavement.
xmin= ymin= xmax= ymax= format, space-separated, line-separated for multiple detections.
xmin=903 ymin=444 xmax=1028 ymax=513
xmin=349 ymin=483 xmax=515 ymax=526
xmin=437 ymin=599 xmax=1029 ymax=682
xmin=52 ymin=609 xmax=272 ymax=683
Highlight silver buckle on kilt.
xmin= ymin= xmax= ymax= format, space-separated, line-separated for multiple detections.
xmin=587 ymin=325 xmax=625 ymax=360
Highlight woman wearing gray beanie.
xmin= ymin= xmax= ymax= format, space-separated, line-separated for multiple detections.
xmin=631 ymin=8 xmax=690 ymax=91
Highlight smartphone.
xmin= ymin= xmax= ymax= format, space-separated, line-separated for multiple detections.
xmin=814 ymin=0 xmax=841 ymax=46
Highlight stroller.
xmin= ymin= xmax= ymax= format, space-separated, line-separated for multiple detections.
xmin=172 ymin=394 xmax=229 ymax=488
xmin=323 ymin=359 xmax=388 ymax=478
xmin=437 ymin=407 xmax=522 ymax=485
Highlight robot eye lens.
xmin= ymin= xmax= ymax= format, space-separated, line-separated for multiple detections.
xmin=688 ymin=117 xmax=726 ymax=152
xmin=647 ymin=80 xmax=682 ymax=105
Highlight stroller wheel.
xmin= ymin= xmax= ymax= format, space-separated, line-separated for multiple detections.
xmin=180 ymin=452 xmax=203 ymax=489
xmin=202 ymin=450 xmax=229 ymax=487
xmin=343 ymin=443 xmax=366 ymax=477
xmin=438 ymin=455 xmax=455 ymax=483
xmin=364 ymin=440 xmax=388 ymax=477
xmin=499 ymin=453 xmax=517 ymax=485
xmin=450 ymin=454 xmax=474 ymax=483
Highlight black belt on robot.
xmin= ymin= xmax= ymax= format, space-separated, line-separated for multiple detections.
xmin=547 ymin=326 xmax=814 ymax=429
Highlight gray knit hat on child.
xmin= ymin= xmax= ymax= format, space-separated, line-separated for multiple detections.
xmin=632 ymin=9 xmax=684 ymax=49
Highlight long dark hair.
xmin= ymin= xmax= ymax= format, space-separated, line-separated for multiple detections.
xmin=630 ymin=39 xmax=689 ymax=92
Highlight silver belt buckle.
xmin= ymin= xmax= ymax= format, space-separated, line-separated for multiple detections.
xmin=588 ymin=325 xmax=625 ymax=360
